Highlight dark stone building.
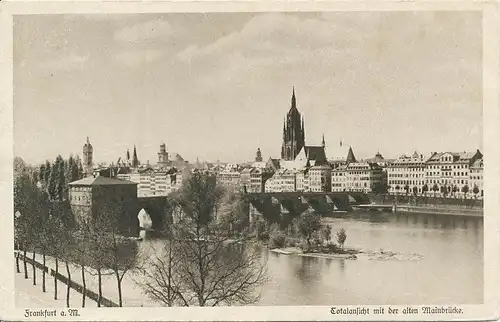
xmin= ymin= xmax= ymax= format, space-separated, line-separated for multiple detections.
xmin=68 ymin=176 xmax=139 ymax=236
xmin=281 ymin=87 xmax=305 ymax=161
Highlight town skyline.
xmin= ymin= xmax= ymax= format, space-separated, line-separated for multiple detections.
xmin=14 ymin=12 xmax=482 ymax=165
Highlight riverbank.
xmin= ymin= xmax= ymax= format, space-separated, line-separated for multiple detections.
xmin=394 ymin=205 xmax=483 ymax=217
xmin=270 ymin=247 xmax=423 ymax=261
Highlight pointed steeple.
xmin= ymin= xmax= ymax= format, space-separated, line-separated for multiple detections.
xmin=289 ymin=86 xmax=297 ymax=113
xmin=132 ymin=145 xmax=139 ymax=167
xmin=322 ymin=134 xmax=325 ymax=148
xmin=346 ymin=146 xmax=357 ymax=164
xmin=126 ymin=149 xmax=130 ymax=160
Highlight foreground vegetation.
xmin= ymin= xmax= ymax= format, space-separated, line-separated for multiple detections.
xmin=14 ymin=157 xmax=267 ymax=307
xmin=249 ymin=210 xmax=349 ymax=255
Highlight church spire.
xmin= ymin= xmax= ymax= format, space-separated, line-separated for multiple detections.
xmin=290 ymin=86 xmax=297 ymax=112
xmin=132 ymin=145 xmax=139 ymax=167
xmin=322 ymin=134 xmax=325 ymax=148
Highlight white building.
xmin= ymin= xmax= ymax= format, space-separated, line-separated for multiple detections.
xmin=216 ymin=164 xmax=242 ymax=188
xmin=345 ymin=162 xmax=384 ymax=193
xmin=117 ymin=167 xmax=182 ymax=197
xmin=387 ymin=152 xmax=426 ymax=195
xmin=308 ymin=165 xmax=332 ymax=192
xmin=424 ymin=150 xmax=482 ymax=197
xmin=331 ymin=165 xmax=347 ymax=192
xmin=265 ymin=169 xmax=296 ymax=192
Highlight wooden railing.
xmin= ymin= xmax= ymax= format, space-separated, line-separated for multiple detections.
xmin=15 ymin=252 xmax=119 ymax=307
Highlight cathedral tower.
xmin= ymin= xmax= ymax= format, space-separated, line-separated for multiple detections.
xmin=281 ymin=87 xmax=305 ymax=160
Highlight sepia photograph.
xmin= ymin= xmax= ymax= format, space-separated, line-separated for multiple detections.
xmin=2 ymin=2 xmax=499 ymax=321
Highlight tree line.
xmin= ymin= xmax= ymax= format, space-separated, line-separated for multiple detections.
xmin=14 ymin=156 xmax=268 ymax=307
xmin=14 ymin=156 xmax=135 ymax=307
xmin=392 ymin=183 xmax=480 ymax=198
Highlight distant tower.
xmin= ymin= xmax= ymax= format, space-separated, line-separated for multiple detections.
xmin=255 ymin=148 xmax=263 ymax=162
xmin=82 ymin=137 xmax=93 ymax=177
xmin=126 ymin=149 xmax=130 ymax=165
xmin=158 ymin=142 xmax=169 ymax=166
xmin=281 ymin=87 xmax=305 ymax=160
xmin=132 ymin=145 xmax=140 ymax=167
xmin=322 ymin=134 xmax=326 ymax=148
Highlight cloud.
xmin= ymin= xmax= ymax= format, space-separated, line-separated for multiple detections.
xmin=114 ymin=19 xmax=172 ymax=43
xmin=39 ymin=53 xmax=90 ymax=71
xmin=113 ymin=49 xmax=165 ymax=67
xmin=177 ymin=13 xmax=343 ymax=62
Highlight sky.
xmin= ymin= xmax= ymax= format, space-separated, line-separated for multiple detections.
xmin=13 ymin=12 xmax=483 ymax=165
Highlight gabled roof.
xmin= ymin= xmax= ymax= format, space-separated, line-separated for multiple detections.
xmin=69 ymin=176 xmax=136 ymax=186
xmin=304 ymin=146 xmax=327 ymax=165
xmin=267 ymin=158 xmax=281 ymax=170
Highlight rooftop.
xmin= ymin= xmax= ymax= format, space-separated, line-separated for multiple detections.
xmin=69 ymin=176 xmax=137 ymax=186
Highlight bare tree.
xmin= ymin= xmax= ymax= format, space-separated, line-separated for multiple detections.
xmin=83 ymin=216 xmax=112 ymax=308
xmin=135 ymin=229 xmax=183 ymax=306
xmin=138 ymin=172 xmax=267 ymax=307
xmin=172 ymin=221 xmax=266 ymax=306
xmin=72 ymin=227 xmax=91 ymax=307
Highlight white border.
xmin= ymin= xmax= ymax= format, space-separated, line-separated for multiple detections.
xmin=0 ymin=1 xmax=498 ymax=321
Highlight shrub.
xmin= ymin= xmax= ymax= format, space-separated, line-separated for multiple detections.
xmin=299 ymin=239 xmax=312 ymax=253
xmin=269 ymin=229 xmax=286 ymax=249
xmin=322 ymin=242 xmax=339 ymax=253
xmin=285 ymin=237 xmax=299 ymax=248
xmin=320 ymin=225 xmax=332 ymax=244
xmin=253 ymin=219 xmax=269 ymax=242
xmin=312 ymin=231 xmax=322 ymax=247
xmin=336 ymin=228 xmax=347 ymax=249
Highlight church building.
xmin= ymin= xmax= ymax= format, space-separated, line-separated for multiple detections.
xmin=281 ymin=87 xmax=305 ymax=161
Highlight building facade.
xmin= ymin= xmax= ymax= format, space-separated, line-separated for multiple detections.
xmin=265 ymin=169 xmax=296 ymax=192
xmin=216 ymin=164 xmax=242 ymax=188
xmin=308 ymin=165 xmax=332 ymax=192
xmin=469 ymin=158 xmax=483 ymax=198
xmin=387 ymin=152 xmax=426 ymax=195
xmin=68 ymin=176 xmax=138 ymax=234
xmin=117 ymin=167 xmax=183 ymax=197
xmin=424 ymin=150 xmax=483 ymax=197
xmin=331 ymin=165 xmax=347 ymax=192
xmin=249 ymin=167 xmax=274 ymax=193
xmin=345 ymin=162 xmax=384 ymax=193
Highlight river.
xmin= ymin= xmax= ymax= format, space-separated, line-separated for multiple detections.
xmin=257 ymin=211 xmax=483 ymax=305
xmin=133 ymin=210 xmax=482 ymax=306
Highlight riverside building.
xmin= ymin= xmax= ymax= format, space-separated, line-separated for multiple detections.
xmin=469 ymin=158 xmax=483 ymax=198
xmin=424 ymin=150 xmax=482 ymax=198
xmin=344 ymin=162 xmax=384 ymax=193
xmin=387 ymin=152 xmax=426 ymax=195
xmin=68 ymin=176 xmax=138 ymax=233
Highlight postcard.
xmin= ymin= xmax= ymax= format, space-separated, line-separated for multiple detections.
xmin=0 ymin=1 xmax=499 ymax=321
